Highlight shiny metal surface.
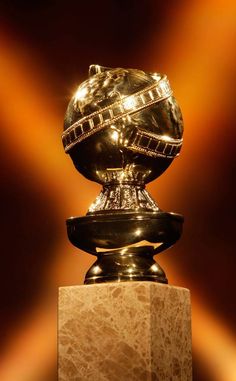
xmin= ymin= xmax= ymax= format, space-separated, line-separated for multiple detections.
xmin=63 ymin=65 xmax=183 ymax=185
xmin=84 ymin=250 xmax=168 ymax=284
xmin=67 ymin=211 xmax=183 ymax=255
xmin=62 ymin=65 xmax=184 ymax=284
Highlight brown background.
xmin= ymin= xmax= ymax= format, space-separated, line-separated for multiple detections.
xmin=0 ymin=1 xmax=236 ymax=380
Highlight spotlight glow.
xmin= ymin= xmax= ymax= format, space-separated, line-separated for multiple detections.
xmin=74 ymin=87 xmax=88 ymax=101
xmin=123 ymin=96 xmax=136 ymax=110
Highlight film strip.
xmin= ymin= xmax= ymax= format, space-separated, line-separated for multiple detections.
xmin=127 ymin=129 xmax=183 ymax=159
xmin=62 ymin=76 xmax=172 ymax=153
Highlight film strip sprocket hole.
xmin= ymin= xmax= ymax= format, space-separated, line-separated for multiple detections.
xmin=62 ymin=77 xmax=173 ymax=153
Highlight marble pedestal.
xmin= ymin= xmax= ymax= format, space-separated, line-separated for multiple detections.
xmin=58 ymin=282 xmax=192 ymax=381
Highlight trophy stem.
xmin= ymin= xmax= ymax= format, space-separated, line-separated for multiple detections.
xmin=84 ymin=247 xmax=167 ymax=284
xmin=88 ymin=181 xmax=159 ymax=214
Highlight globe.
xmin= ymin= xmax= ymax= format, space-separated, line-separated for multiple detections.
xmin=63 ymin=65 xmax=183 ymax=185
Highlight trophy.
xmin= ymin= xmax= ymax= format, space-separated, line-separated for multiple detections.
xmin=62 ymin=64 xmax=184 ymax=284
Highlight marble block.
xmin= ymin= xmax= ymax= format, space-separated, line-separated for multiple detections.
xmin=58 ymin=282 xmax=192 ymax=381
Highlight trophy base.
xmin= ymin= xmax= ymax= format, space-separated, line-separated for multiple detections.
xmin=84 ymin=248 xmax=168 ymax=284
xmin=67 ymin=211 xmax=183 ymax=284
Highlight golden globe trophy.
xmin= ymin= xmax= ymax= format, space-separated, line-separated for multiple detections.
xmin=62 ymin=64 xmax=183 ymax=284
xmin=59 ymin=65 xmax=192 ymax=381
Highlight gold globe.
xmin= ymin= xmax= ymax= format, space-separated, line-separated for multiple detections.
xmin=63 ymin=65 xmax=183 ymax=185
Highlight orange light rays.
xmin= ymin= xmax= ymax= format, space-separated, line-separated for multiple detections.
xmin=0 ymin=32 xmax=98 ymax=215
xmin=147 ymin=1 xmax=236 ymax=380
xmin=147 ymin=0 xmax=236 ymax=203
xmin=0 ymin=302 xmax=56 ymax=381
xmin=0 ymin=29 xmax=95 ymax=379
xmin=192 ymin=299 xmax=236 ymax=381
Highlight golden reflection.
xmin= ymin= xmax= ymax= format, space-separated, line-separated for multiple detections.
xmin=92 ymin=265 xmax=102 ymax=275
xmin=123 ymin=96 xmax=136 ymax=110
xmin=162 ymin=135 xmax=172 ymax=142
xmin=111 ymin=130 xmax=119 ymax=142
xmin=74 ymin=86 xmax=88 ymax=101
xmin=150 ymin=264 xmax=160 ymax=273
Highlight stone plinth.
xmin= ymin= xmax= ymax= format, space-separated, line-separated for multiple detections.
xmin=58 ymin=282 xmax=192 ymax=381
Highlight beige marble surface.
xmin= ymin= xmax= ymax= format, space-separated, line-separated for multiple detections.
xmin=58 ymin=282 xmax=192 ymax=381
